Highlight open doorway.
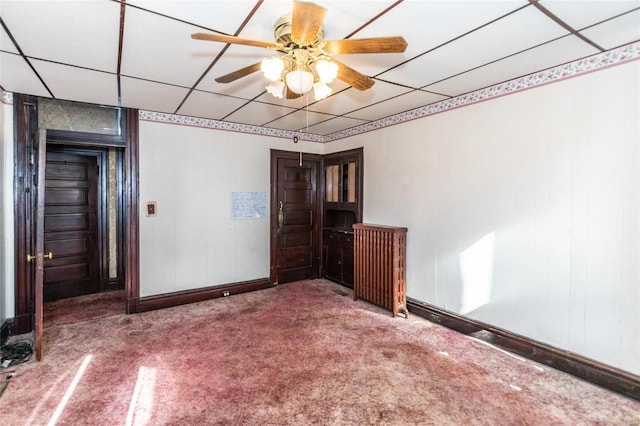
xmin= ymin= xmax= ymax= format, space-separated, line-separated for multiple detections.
xmin=42 ymin=145 xmax=126 ymax=325
xmin=13 ymin=95 xmax=140 ymax=348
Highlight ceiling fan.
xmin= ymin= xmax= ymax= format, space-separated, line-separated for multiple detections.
xmin=191 ymin=0 xmax=407 ymax=100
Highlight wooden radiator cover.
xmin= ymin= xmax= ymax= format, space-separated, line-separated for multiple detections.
xmin=353 ymin=224 xmax=407 ymax=317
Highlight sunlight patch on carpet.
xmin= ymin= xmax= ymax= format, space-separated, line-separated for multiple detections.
xmin=47 ymin=354 xmax=93 ymax=426
xmin=126 ymin=366 xmax=157 ymax=426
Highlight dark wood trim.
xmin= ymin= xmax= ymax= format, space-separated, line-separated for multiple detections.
xmin=124 ymin=108 xmax=140 ymax=314
xmin=115 ymin=148 xmax=126 ymax=290
xmin=0 ymin=319 xmax=10 ymax=346
xmin=407 ymin=298 xmax=640 ymax=402
xmin=47 ymin=128 xmax=127 ymax=147
xmin=13 ymin=94 xmax=38 ymax=334
xmin=138 ymin=278 xmax=271 ymax=312
xmin=322 ymin=147 xmax=364 ymax=222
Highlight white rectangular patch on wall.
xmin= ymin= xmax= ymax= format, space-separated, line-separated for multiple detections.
xmin=231 ymin=192 xmax=267 ymax=219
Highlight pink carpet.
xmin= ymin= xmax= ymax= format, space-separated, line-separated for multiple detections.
xmin=1 ymin=280 xmax=638 ymax=424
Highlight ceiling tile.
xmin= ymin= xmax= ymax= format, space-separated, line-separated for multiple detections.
xmin=120 ymin=76 xmax=190 ymax=113
xmin=177 ymin=90 xmax=250 ymax=120
xmin=540 ymin=0 xmax=640 ymax=30
xmin=0 ymin=52 xmax=50 ymax=97
xmin=580 ymin=9 xmax=640 ymax=50
xmin=127 ymin=1 xmax=258 ymax=35
xmin=224 ymin=100 xmax=298 ymax=126
xmin=0 ymin=0 xmax=120 ymax=72
xmin=305 ymin=116 xmax=368 ymax=136
xmin=121 ymin=6 xmax=223 ymax=87
xmin=379 ymin=5 xmax=570 ymax=89
xmin=264 ymin=109 xmax=335 ymax=132
xmin=317 ymin=1 xmax=401 ymax=39
xmin=308 ymin=80 xmax=412 ymax=116
xmin=31 ymin=60 xmax=118 ymax=106
xmin=0 ymin=24 xmax=19 ymax=54
xmin=331 ymin=0 xmax=529 ymax=78
xmin=425 ymin=35 xmax=600 ymax=97
xmin=344 ymin=90 xmax=448 ymax=122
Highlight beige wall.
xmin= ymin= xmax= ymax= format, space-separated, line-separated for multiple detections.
xmin=326 ymin=60 xmax=640 ymax=375
xmin=138 ymin=121 xmax=324 ymax=297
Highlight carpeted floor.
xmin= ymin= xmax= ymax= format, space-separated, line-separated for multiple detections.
xmin=1 ymin=280 xmax=638 ymax=425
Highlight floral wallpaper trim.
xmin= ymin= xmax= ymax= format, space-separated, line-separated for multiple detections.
xmin=138 ymin=111 xmax=326 ymax=143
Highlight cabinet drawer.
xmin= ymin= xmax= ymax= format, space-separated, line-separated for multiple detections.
xmin=324 ymin=230 xmax=353 ymax=247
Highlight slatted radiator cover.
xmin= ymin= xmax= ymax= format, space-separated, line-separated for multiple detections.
xmin=353 ymin=223 xmax=407 ymax=317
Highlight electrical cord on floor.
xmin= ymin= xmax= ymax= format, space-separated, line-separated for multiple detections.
xmin=1 ymin=338 xmax=33 ymax=368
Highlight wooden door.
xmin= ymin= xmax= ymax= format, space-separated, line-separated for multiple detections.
xmin=270 ymin=151 xmax=321 ymax=284
xmin=33 ymin=130 xmax=47 ymax=361
xmin=43 ymin=151 xmax=100 ymax=301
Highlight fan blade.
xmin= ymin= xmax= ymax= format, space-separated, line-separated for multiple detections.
xmin=192 ymin=33 xmax=279 ymax=50
xmin=215 ymin=62 xmax=262 ymax=84
xmin=333 ymin=60 xmax=374 ymax=91
xmin=323 ymin=36 xmax=408 ymax=55
xmin=286 ymin=87 xmax=303 ymax=99
xmin=291 ymin=1 xmax=327 ymax=45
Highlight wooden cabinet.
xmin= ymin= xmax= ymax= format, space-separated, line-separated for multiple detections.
xmin=322 ymin=148 xmax=362 ymax=287
xmin=323 ymin=229 xmax=354 ymax=287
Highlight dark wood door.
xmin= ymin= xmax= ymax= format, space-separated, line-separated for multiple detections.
xmin=43 ymin=151 xmax=100 ymax=301
xmin=271 ymin=151 xmax=321 ymax=284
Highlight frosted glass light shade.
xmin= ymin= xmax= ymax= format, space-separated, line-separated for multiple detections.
xmin=266 ymin=80 xmax=285 ymax=98
xmin=261 ymin=57 xmax=285 ymax=81
xmin=313 ymin=81 xmax=332 ymax=100
xmin=285 ymin=70 xmax=314 ymax=94
xmin=315 ymin=59 xmax=338 ymax=83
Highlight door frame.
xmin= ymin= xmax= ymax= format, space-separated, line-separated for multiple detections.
xmin=269 ymin=149 xmax=323 ymax=285
xmin=12 ymin=94 xmax=140 ymax=336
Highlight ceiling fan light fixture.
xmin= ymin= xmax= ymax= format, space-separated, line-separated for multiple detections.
xmin=261 ymin=57 xmax=285 ymax=81
xmin=265 ymin=80 xmax=286 ymax=98
xmin=315 ymin=58 xmax=338 ymax=84
xmin=313 ymin=81 xmax=332 ymax=100
xmin=285 ymin=69 xmax=314 ymax=94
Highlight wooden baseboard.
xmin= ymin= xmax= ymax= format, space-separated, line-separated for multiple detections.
xmin=407 ymin=298 xmax=640 ymax=402
xmin=137 ymin=278 xmax=272 ymax=313
xmin=1 ymin=319 xmax=11 ymax=346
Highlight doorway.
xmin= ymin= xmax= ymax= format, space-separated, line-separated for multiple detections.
xmin=270 ymin=150 xmax=322 ymax=284
xmin=13 ymin=95 xmax=140 ymax=341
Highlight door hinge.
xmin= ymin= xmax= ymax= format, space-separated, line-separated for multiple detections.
xmin=29 ymin=154 xmax=34 ymax=165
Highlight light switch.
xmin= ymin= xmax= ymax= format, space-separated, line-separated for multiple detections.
xmin=146 ymin=201 xmax=157 ymax=217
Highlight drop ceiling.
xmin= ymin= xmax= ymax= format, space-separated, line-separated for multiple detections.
xmin=1 ymin=0 xmax=639 ymax=139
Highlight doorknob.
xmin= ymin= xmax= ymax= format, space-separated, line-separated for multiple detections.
xmin=27 ymin=252 xmax=53 ymax=262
